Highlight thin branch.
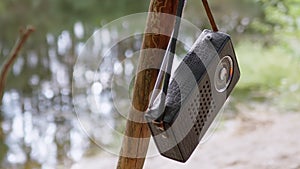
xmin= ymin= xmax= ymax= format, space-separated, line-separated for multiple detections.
xmin=0 ymin=25 xmax=35 ymax=102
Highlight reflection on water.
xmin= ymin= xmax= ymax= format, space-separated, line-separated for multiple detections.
xmin=1 ymin=90 xmax=89 ymax=169
xmin=0 ymin=21 xmax=93 ymax=168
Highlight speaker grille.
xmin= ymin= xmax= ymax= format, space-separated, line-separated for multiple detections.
xmin=188 ymin=80 xmax=216 ymax=136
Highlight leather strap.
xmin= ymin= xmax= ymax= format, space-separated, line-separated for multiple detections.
xmin=148 ymin=0 xmax=186 ymax=125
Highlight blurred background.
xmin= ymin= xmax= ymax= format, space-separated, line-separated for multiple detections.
xmin=0 ymin=0 xmax=300 ymax=169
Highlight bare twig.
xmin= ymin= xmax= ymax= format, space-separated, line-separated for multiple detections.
xmin=0 ymin=25 xmax=35 ymax=102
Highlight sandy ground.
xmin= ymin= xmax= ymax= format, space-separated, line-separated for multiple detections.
xmin=72 ymin=104 xmax=300 ymax=169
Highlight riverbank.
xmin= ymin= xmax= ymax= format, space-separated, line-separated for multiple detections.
xmin=73 ymin=104 xmax=300 ymax=169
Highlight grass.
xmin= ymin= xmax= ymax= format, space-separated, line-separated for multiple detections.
xmin=231 ymin=40 xmax=300 ymax=111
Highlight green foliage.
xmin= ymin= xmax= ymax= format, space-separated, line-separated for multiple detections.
xmin=258 ymin=0 xmax=300 ymax=26
xmin=252 ymin=0 xmax=300 ymax=47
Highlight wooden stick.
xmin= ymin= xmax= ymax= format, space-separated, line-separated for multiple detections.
xmin=117 ymin=0 xmax=179 ymax=168
xmin=0 ymin=26 xmax=35 ymax=102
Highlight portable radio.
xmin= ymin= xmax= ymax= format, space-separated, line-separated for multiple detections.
xmin=145 ymin=0 xmax=240 ymax=162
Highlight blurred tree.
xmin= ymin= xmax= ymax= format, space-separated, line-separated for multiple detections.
xmin=254 ymin=0 xmax=300 ymax=53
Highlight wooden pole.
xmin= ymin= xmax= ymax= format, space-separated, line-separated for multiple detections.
xmin=117 ymin=0 xmax=179 ymax=168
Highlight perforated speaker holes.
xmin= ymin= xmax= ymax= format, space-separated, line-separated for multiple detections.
xmin=188 ymin=80 xmax=216 ymax=136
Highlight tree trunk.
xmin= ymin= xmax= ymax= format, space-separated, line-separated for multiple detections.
xmin=117 ymin=0 xmax=179 ymax=169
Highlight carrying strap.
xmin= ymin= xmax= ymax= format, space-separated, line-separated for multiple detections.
xmin=147 ymin=0 xmax=186 ymax=125
xmin=202 ymin=0 xmax=218 ymax=32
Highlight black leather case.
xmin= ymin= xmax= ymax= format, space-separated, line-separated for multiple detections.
xmin=145 ymin=29 xmax=240 ymax=162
